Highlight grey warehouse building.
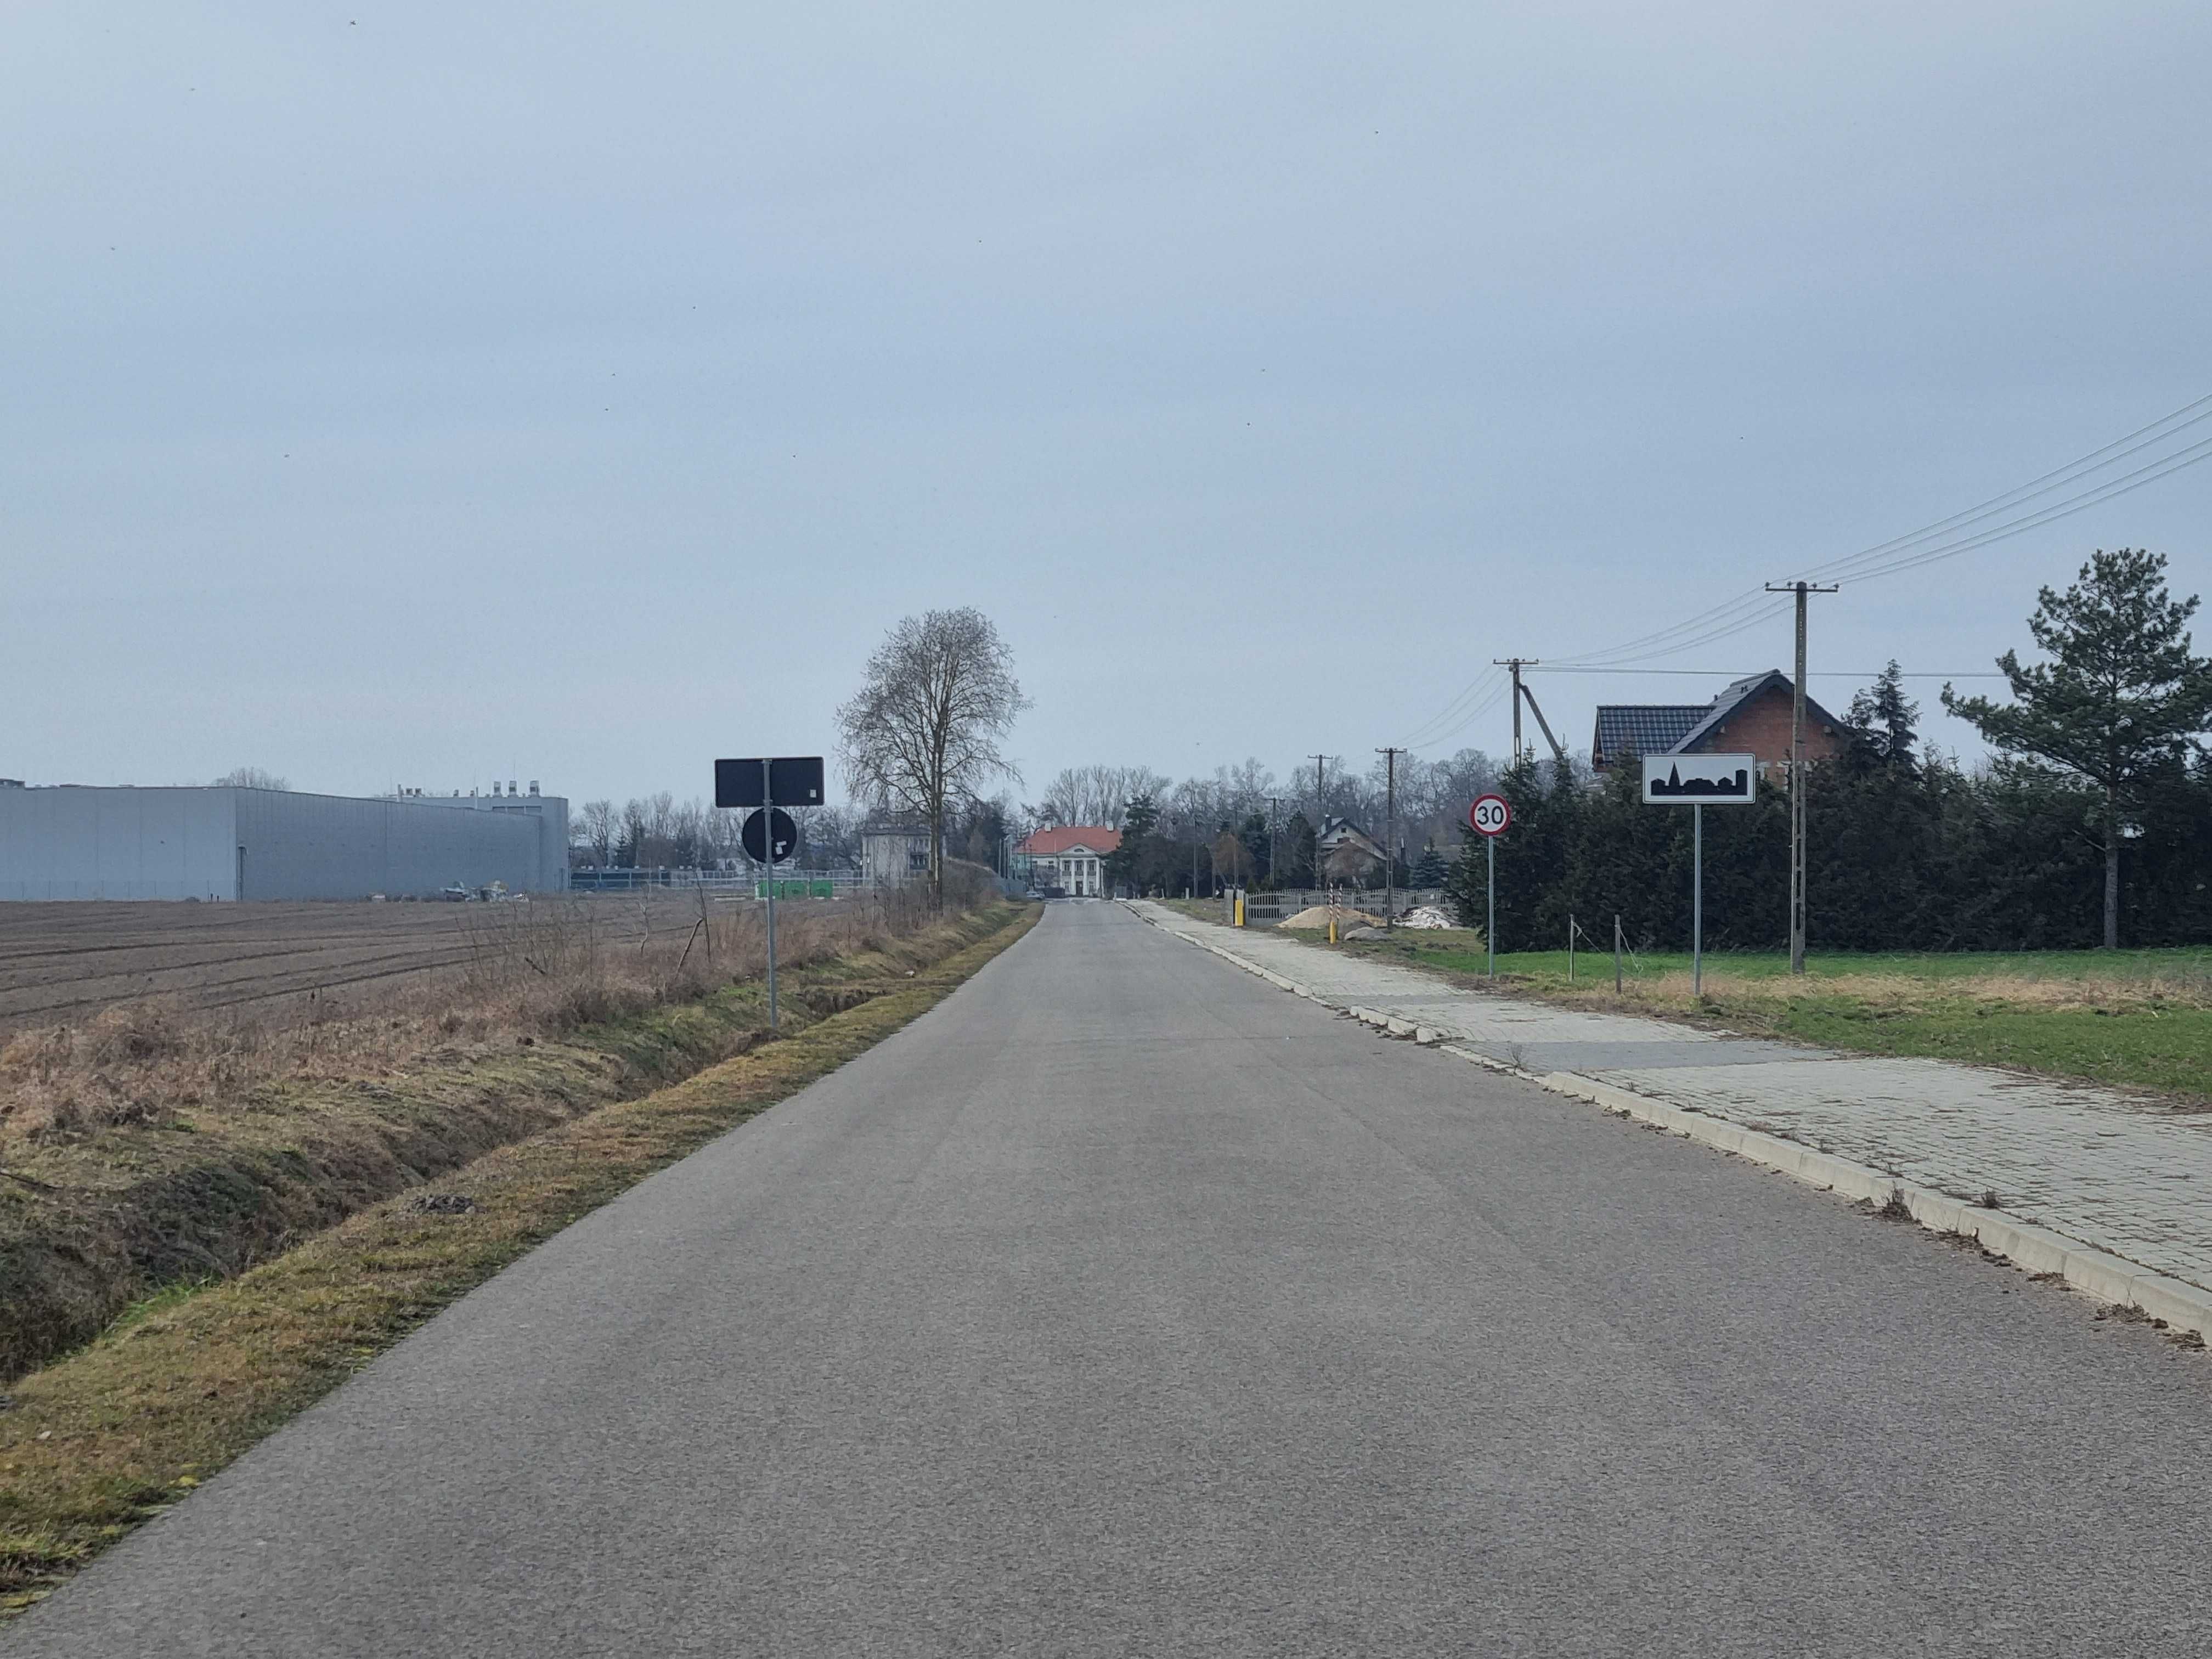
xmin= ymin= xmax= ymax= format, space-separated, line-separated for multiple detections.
xmin=0 ymin=782 xmax=569 ymax=901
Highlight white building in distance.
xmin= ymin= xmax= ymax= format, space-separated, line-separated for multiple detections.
xmin=1015 ymin=825 xmax=1120 ymax=898
xmin=859 ymin=817 xmax=932 ymax=886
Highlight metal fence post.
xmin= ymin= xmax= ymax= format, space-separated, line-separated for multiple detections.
xmin=762 ymin=758 xmax=777 ymax=1030
xmin=1486 ymin=835 xmax=1496 ymax=980
xmin=1692 ymin=803 xmax=1703 ymax=1001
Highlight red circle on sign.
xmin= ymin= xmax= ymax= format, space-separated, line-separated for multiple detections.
xmin=1469 ymin=794 xmax=1511 ymax=837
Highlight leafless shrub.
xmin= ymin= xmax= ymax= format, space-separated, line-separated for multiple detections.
xmin=83 ymin=1000 xmax=188 ymax=1066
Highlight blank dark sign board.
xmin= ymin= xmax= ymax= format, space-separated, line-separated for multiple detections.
xmin=715 ymin=757 xmax=825 ymax=809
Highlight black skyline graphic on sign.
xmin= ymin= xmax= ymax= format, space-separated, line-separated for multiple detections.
xmin=1649 ymin=764 xmax=1751 ymax=799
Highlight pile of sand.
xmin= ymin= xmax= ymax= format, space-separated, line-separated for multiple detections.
xmin=1279 ymin=906 xmax=1384 ymax=932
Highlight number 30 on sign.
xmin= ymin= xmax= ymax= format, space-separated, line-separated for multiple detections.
xmin=1469 ymin=794 xmax=1511 ymax=837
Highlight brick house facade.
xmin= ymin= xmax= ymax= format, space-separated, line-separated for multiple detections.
xmin=1592 ymin=671 xmax=1844 ymax=780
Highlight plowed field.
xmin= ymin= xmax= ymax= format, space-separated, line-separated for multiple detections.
xmin=0 ymin=897 xmax=718 ymax=1039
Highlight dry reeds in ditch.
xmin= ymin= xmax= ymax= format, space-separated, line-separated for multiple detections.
xmin=0 ymin=889 xmax=945 ymax=1150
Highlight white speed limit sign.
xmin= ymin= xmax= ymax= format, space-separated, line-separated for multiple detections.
xmin=1468 ymin=793 xmax=1511 ymax=837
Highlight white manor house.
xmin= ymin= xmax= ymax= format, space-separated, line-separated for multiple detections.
xmin=1015 ymin=825 xmax=1121 ymax=898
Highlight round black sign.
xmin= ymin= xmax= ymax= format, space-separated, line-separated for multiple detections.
xmin=742 ymin=807 xmax=798 ymax=865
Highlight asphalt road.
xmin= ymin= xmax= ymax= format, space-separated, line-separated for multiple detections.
xmin=13 ymin=901 xmax=2212 ymax=1656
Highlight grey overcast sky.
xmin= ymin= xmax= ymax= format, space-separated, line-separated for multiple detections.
xmin=7 ymin=3 xmax=2209 ymax=806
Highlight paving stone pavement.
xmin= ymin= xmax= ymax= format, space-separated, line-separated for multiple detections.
xmin=1132 ymin=902 xmax=2212 ymax=1294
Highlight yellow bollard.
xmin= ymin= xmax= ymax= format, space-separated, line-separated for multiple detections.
xmin=1234 ymin=895 xmax=1245 ymax=927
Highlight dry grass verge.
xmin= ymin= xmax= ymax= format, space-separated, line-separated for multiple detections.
xmin=0 ymin=889 xmax=939 ymax=1147
xmin=0 ymin=902 xmax=1037 ymax=1614
xmin=0 ymin=895 xmax=1008 ymax=1385
xmin=1330 ymin=934 xmax=2212 ymax=1104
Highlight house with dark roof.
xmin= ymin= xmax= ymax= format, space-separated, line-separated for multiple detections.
xmin=1315 ymin=816 xmax=1386 ymax=880
xmin=1591 ymin=671 xmax=1844 ymax=777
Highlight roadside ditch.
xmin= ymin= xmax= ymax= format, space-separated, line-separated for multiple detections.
xmin=0 ymin=903 xmax=1026 ymax=1385
xmin=0 ymin=900 xmax=1039 ymax=1613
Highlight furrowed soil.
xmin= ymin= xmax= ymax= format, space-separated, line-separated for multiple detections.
xmin=0 ymin=901 xmax=1024 ymax=1384
xmin=0 ymin=902 xmax=1039 ymax=1614
xmin=0 ymin=898 xmax=699 ymax=1041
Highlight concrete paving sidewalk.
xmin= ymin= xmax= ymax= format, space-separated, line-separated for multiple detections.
xmin=1133 ymin=902 xmax=2212 ymax=1299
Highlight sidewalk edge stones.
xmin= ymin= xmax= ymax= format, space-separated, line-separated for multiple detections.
xmin=1122 ymin=902 xmax=2212 ymax=1345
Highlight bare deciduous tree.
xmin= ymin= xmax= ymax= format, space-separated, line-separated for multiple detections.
xmin=1038 ymin=764 xmax=1171 ymax=827
xmin=837 ymin=608 xmax=1028 ymax=905
xmin=578 ymin=799 xmax=617 ymax=866
xmin=213 ymin=767 xmax=289 ymax=790
xmin=1212 ymin=830 xmax=1254 ymax=884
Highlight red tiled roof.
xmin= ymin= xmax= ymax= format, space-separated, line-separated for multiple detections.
xmin=1017 ymin=826 xmax=1122 ymax=856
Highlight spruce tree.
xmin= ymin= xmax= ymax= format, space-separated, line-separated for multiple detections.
xmin=1409 ymin=841 xmax=1448 ymax=888
xmin=1847 ymin=661 xmax=1920 ymax=769
xmin=1944 ymin=549 xmax=2212 ymax=947
xmin=1105 ymin=793 xmax=1159 ymax=894
xmin=1239 ymin=811 xmax=1272 ymax=885
xmin=1280 ymin=812 xmax=1318 ymax=888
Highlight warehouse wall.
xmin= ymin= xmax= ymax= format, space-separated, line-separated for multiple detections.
xmin=0 ymin=787 xmax=569 ymax=901
xmin=233 ymin=789 xmax=563 ymax=900
xmin=0 ymin=788 xmax=239 ymax=900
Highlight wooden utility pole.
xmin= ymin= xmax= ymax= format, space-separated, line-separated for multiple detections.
xmin=1492 ymin=659 xmax=1562 ymax=765
xmin=1267 ymin=795 xmax=1283 ymax=891
xmin=1763 ymin=581 xmax=1838 ymax=974
xmin=1306 ymin=754 xmax=1334 ymax=891
xmin=1376 ymin=746 xmax=1402 ymax=924
xmin=1494 ymin=659 xmax=1531 ymax=761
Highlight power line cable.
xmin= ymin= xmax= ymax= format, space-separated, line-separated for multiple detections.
xmin=1786 ymin=392 xmax=2212 ymax=585
xmin=1551 ymin=413 xmax=2212 ymax=669
xmin=1395 ymin=391 xmax=2212 ymax=745
xmin=1522 ymin=667 xmax=2006 ymax=678
xmin=1400 ymin=666 xmax=1509 ymax=748
xmin=1816 ymin=435 xmax=2212 ymax=586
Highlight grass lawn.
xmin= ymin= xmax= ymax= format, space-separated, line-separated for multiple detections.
xmin=1158 ymin=897 xmax=1232 ymax=924
xmin=1338 ymin=935 xmax=2212 ymax=1104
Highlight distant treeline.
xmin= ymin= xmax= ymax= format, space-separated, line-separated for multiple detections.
xmin=1449 ymin=745 xmax=2212 ymax=953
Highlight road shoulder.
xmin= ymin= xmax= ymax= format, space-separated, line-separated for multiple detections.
xmin=1127 ymin=900 xmax=2212 ymax=1346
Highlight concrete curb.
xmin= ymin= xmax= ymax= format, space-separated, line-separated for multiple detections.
xmin=1121 ymin=902 xmax=2212 ymax=1345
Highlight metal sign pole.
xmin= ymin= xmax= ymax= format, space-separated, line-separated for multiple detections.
xmin=762 ymin=757 xmax=777 ymax=1030
xmin=1486 ymin=834 xmax=1496 ymax=980
xmin=1692 ymin=803 xmax=1703 ymax=1000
